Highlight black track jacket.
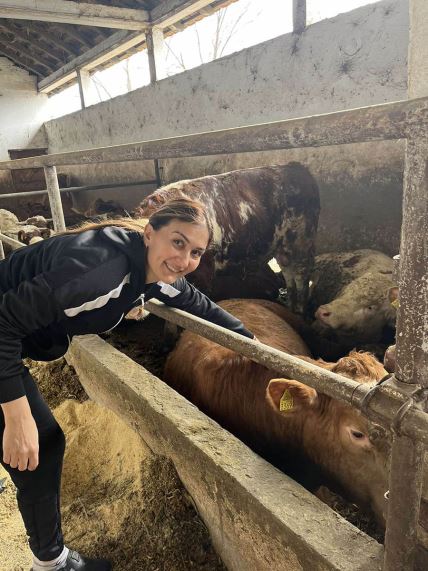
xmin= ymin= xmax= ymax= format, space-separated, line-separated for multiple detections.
xmin=0 ymin=226 xmax=253 ymax=403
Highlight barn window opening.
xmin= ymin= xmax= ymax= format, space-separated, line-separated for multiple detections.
xmin=164 ymin=0 xmax=293 ymax=78
xmin=47 ymin=84 xmax=81 ymax=120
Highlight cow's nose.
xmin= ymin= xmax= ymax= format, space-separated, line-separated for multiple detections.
xmin=315 ymin=306 xmax=331 ymax=321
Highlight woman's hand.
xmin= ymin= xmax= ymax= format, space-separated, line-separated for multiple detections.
xmin=1 ymin=396 xmax=39 ymax=471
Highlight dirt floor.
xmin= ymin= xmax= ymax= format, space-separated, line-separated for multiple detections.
xmin=1 ymin=358 xmax=225 ymax=571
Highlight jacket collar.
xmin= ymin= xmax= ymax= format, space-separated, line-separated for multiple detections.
xmin=99 ymin=226 xmax=147 ymax=281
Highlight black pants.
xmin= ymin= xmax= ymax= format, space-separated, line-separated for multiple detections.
xmin=0 ymin=368 xmax=66 ymax=560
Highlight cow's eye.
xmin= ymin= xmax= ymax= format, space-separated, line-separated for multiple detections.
xmin=351 ymin=430 xmax=365 ymax=439
xmin=367 ymin=306 xmax=374 ymax=311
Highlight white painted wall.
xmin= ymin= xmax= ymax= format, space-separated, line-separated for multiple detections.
xmin=0 ymin=58 xmax=49 ymax=161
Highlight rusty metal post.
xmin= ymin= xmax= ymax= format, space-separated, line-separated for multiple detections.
xmin=383 ymin=134 xmax=428 ymax=571
xmin=44 ymin=166 xmax=66 ymax=233
xmin=293 ymin=0 xmax=306 ymax=34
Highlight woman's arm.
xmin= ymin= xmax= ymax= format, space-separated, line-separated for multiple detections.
xmin=154 ymin=279 xmax=256 ymax=339
xmin=1 ymin=397 xmax=39 ymax=471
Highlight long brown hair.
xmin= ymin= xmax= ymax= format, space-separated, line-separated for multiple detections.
xmin=64 ymin=197 xmax=213 ymax=245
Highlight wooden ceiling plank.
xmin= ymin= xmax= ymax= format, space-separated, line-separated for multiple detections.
xmin=0 ymin=45 xmax=43 ymax=76
xmin=60 ymin=26 xmax=94 ymax=49
xmin=38 ymin=29 xmax=145 ymax=93
xmin=9 ymin=20 xmax=82 ymax=57
xmin=32 ymin=0 xmax=238 ymax=94
xmin=0 ymin=22 xmax=63 ymax=63
xmin=0 ymin=0 xmax=149 ymax=30
xmin=150 ymin=0 xmax=218 ymax=28
xmin=0 ymin=39 xmax=53 ymax=71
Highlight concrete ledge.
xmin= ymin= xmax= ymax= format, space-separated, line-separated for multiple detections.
xmin=67 ymin=335 xmax=383 ymax=571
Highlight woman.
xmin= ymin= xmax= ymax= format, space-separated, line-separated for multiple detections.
xmin=0 ymin=198 xmax=255 ymax=571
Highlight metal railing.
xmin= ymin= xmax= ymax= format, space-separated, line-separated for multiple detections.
xmin=0 ymin=95 xmax=426 ymax=571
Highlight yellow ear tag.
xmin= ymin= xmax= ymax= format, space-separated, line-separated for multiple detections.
xmin=280 ymin=389 xmax=293 ymax=412
xmin=391 ymin=299 xmax=399 ymax=309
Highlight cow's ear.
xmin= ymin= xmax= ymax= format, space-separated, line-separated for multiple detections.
xmin=266 ymin=379 xmax=318 ymax=414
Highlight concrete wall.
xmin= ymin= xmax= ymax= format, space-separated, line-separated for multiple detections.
xmin=408 ymin=0 xmax=428 ymax=97
xmin=0 ymin=58 xmax=49 ymax=192
xmin=44 ymin=0 xmax=409 ymax=255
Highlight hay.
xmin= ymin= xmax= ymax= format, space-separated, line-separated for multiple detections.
xmin=1 ymin=360 xmax=225 ymax=571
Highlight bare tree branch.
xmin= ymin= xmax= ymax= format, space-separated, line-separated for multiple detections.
xmin=195 ymin=27 xmax=204 ymax=65
xmin=124 ymin=58 xmax=132 ymax=92
xmin=218 ymin=3 xmax=252 ymax=58
xmin=91 ymin=74 xmax=113 ymax=101
xmin=165 ymin=40 xmax=187 ymax=72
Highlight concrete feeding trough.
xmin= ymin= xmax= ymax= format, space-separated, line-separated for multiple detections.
xmin=67 ymin=334 xmax=383 ymax=571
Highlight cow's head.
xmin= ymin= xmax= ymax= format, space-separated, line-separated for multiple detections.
xmin=266 ymin=351 xmax=390 ymax=527
xmin=314 ymin=272 xmax=397 ymax=343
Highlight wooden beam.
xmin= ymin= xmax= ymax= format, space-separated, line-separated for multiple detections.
xmin=38 ymin=30 xmax=146 ymax=93
xmin=0 ymin=35 xmax=58 ymax=73
xmin=0 ymin=38 xmax=53 ymax=71
xmin=0 ymin=97 xmax=424 ymax=171
xmin=0 ymin=22 xmax=63 ymax=63
xmin=37 ymin=1 xmax=230 ymax=94
xmin=0 ymin=42 xmax=48 ymax=75
xmin=0 ymin=0 xmax=149 ymax=30
xmin=27 ymin=22 xmax=81 ymax=57
xmin=0 ymin=47 xmax=42 ymax=76
xmin=150 ymin=0 xmax=220 ymax=29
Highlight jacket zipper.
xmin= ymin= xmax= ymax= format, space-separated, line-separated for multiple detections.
xmin=101 ymin=312 xmax=125 ymax=334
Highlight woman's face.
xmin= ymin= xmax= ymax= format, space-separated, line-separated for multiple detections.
xmin=144 ymin=219 xmax=209 ymax=284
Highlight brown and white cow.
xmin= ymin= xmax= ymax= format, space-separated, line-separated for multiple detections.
xmin=164 ymin=299 xmax=390 ymax=526
xmin=310 ymin=249 xmax=398 ymax=345
xmin=135 ymin=163 xmax=320 ymax=313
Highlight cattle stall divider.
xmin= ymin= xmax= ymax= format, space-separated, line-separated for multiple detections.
xmin=0 ymin=95 xmax=426 ymax=571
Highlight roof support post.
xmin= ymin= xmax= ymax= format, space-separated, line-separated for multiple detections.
xmin=44 ymin=166 xmax=66 ymax=232
xmin=293 ymin=0 xmax=306 ymax=34
xmin=146 ymin=27 xmax=166 ymax=84
xmin=76 ymin=68 xmax=94 ymax=109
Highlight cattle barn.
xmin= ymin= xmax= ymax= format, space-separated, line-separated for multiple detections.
xmin=0 ymin=1 xmax=427 ymax=570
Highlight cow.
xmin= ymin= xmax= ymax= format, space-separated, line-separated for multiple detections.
xmin=310 ymin=249 xmax=398 ymax=345
xmin=0 ymin=208 xmax=53 ymax=252
xmin=163 ymin=298 xmax=390 ymax=526
xmin=134 ymin=163 xmax=320 ymax=314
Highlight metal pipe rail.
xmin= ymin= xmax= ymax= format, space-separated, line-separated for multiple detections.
xmin=0 ymin=96 xmax=427 ymax=171
xmin=145 ymin=300 xmax=428 ymax=447
xmin=0 ymin=179 xmax=158 ymax=200
xmin=0 ymin=232 xmax=25 ymax=250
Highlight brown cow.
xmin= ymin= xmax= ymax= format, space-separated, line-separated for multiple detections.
xmin=164 ymin=299 xmax=390 ymax=525
xmin=135 ymin=163 xmax=320 ymax=313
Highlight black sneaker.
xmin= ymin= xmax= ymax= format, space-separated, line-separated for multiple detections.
xmin=32 ymin=550 xmax=112 ymax=571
